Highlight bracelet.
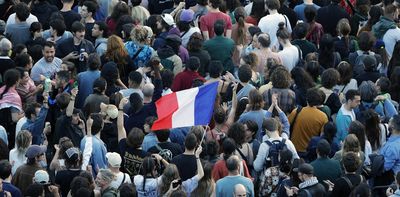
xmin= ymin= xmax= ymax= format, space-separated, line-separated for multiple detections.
xmin=196 ymin=157 xmax=200 ymax=160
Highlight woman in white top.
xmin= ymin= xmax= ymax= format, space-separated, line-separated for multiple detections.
xmin=9 ymin=131 xmax=31 ymax=174
xmin=333 ymin=61 xmax=358 ymax=100
xmin=277 ymin=22 xmax=300 ymax=71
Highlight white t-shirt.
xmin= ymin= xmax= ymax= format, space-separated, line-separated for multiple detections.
xmin=258 ymin=13 xmax=292 ymax=50
xmin=278 ymin=45 xmax=299 ymax=71
xmin=181 ymin=27 xmax=201 ymax=48
xmin=9 ymin=149 xmax=26 ymax=175
xmin=6 ymin=13 xmax=38 ymax=26
xmin=134 ymin=175 xmax=161 ymax=197
xmin=110 ymin=172 xmax=132 ymax=189
xmin=383 ymin=28 xmax=400 ymax=58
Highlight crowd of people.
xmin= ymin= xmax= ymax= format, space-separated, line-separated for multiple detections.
xmin=0 ymin=0 xmax=400 ymax=196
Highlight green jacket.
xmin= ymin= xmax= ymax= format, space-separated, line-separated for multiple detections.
xmin=102 ymin=187 xmax=118 ymax=197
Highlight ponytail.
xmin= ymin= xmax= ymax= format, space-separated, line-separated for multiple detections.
xmin=234 ymin=7 xmax=248 ymax=45
xmin=0 ymin=69 xmax=20 ymax=99
xmin=0 ymin=86 xmax=10 ymax=100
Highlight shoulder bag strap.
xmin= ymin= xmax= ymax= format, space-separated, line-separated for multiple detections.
xmin=132 ymin=46 xmax=144 ymax=61
xmin=118 ymin=173 xmax=127 ymax=189
xmin=236 ymin=147 xmax=248 ymax=164
xmin=342 ymin=176 xmax=354 ymax=190
xmin=289 ymin=107 xmax=303 ymax=138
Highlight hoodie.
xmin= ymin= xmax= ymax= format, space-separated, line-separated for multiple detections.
xmin=372 ymin=16 xmax=397 ymax=39
xmin=94 ymin=38 xmax=108 ymax=57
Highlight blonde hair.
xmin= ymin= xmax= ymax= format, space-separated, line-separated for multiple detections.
xmin=16 ymin=130 xmax=32 ymax=156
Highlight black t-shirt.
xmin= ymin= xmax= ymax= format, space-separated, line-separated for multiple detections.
xmin=60 ymin=10 xmax=81 ymax=31
xmin=119 ymin=138 xmax=150 ymax=177
xmin=331 ymin=174 xmax=364 ymax=197
xmin=84 ymin=22 xmax=95 ymax=44
xmin=101 ymin=122 xmax=118 ymax=153
xmin=148 ymin=142 xmax=183 ymax=158
xmin=0 ymin=58 xmax=15 ymax=80
xmin=55 ymin=169 xmax=83 ymax=197
xmin=171 ymin=154 xmax=197 ymax=181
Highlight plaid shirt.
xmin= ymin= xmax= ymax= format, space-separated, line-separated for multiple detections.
xmin=262 ymin=88 xmax=296 ymax=114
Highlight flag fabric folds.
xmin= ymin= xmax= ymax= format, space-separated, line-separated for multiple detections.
xmin=151 ymin=82 xmax=218 ymax=130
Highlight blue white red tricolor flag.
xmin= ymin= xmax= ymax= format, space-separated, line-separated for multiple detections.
xmin=151 ymin=82 xmax=218 ymax=130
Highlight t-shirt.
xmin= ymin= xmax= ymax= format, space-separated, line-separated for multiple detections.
xmin=171 ymin=154 xmax=197 ymax=181
xmin=258 ymin=13 xmax=292 ymax=50
xmin=216 ymin=175 xmax=255 ymax=197
xmin=294 ymin=3 xmax=320 ymax=21
xmin=119 ymin=138 xmax=150 ymax=177
xmin=133 ymin=175 xmax=161 ymax=197
xmin=55 ymin=169 xmax=83 ymax=197
xmin=148 ymin=142 xmax=183 ymax=159
xmin=199 ymin=11 xmax=232 ymax=39
xmin=110 ymin=172 xmax=132 ymax=190
xmin=30 ymin=57 xmax=62 ymax=83
xmin=278 ymin=45 xmax=300 ymax=71
xmin=76 ymin=70 xmax=101 ymax=109
xmin=60 ymin=10 xmax=81 ymax=31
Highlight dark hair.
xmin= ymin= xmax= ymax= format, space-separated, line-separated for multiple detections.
xmin=227 ymin=122 xmax=246 ymax=146
xmin=127 ymin=128 xmax=144 ymax=148
xmin=0 ymin=69 xmax=20 ymax=99
xmin=360 ymin=109 xmax=381 ymax=150
xmin=234 ymin=7 xmax=247 ymax=45
xmin=155 ymin=129 xmax=170 ymax=142
xmin=222 ymin=138 xmax=237 ymax=160
xmin=0 ymin=160 xmax=11 ymax=179
xmin=214 ymin=20 xmax=225 ymax=36
xmin=25 ymin=103 xmax=41 ymax=120
xmin=209 ymin=0 xmax=222 ymax=8
xmin=306 ymin=88 xmax=323 ymax=107
xmin=87 ymin=53 xmax=101 ymax=70
xmin=305 ymin=61 xmax=320 ymax=83
xmin=11 ymin=44 xmax=27 ymax=59
xmin=206 ymin=140 xmax=219 ymax=157
xmin=119 ymin=183 xmax=137 ymax=197
xmin=271 ymin=66 xmax=291 ymax=88
xmin=71 ymin=21 xmax=86 ymax=33
xmin=128 ymin=71 xmax=143 ymax=86
xmin=345 ymin=89 xmax=360 ymax=101
xmin=57 ymin=70 xmax=70 ymax=84
xmin=276 ymin=22 xmax=290 ymax=40
xmin=26 ymin=183 xmax=44 ymax=197
xmin=226 ymin=155 xmax=240 ymax=171
xmin=248 ymin=26 xmax=261 ymax=38
xmin=250 ymin=0 xmax=265 ymax=22
xmin=187 ymin=32 xmax=204 ymax=51
xmin=350 ymin=183 xmax=371 ymax=197
xmin=359 ymin=81 xmax=378 ymax=102
xmin=56 ymin=92 xmax=71 ymax=109
xmin=83 ymin=1 xmax=98 ymax=14
xmin=321 ymin=68 xmax=340 ymax=89
xmin=248 ymin=89 xmax=264 ymax=110
xmin=293 ymin=22 xmax=309 ymax=39
xmin=238 ymin=64 xmax=252 ymax=83
xmin=318 ymin=34 xmax=336 ymax=68
xmin=90 ymin=113 xmax=104 ymax=135
xmin=141 ymin=157 xmax=155 ymax=192
xmin=336 ymin=62 xmax=353 ymax=85
xmin=358 ymin=32 xmax=375 ymax=51
xmin=376 ymin=77 xmax=391 ymax=93
xmin=291 ymin=67 xmax=315 ymax=90
xmin=244 ymin=120 xmax=258 ymax=139
xmin=110 ymin=2 xmax=130 ymax=21
xmin=122 ymin=23 xmax=134 ymax=40
xmin=161 ymin=69 xmax=174 ymax=89
xmin=44 ymin=40 xmax=55 ymax=49
xmin=70 ymin=177 xmax=90 ymax=197
xmin=348 ymin=120 xmax=366 ymax=152
xmin=115 ymin=15 xmax=134 ymax=38
xmin=187 ymin=56 xmax=201 ymax=71
xmin=93 ymin=78 xmax=107 ymax=94
xmin=343 ymin=152 xmax=362 ymax=173
xmin=209 ymin=61 xmax=223 ymax=78
xmin=266 ymin=0 xmax=280 ymax=10
xmin=258 ymin=33 xmax=271 ymax=48
xmin=49 ymin=19 xmax=66 ymax=36
xmin=304 ymin=5 xmax=317 ymax=22
xmin=213 ymin=107 xmax=226 ymax=124
xmin=184 ymin=133 xmax=198 ymax=150
xmin=15 ymin=3 xmax=30 ymax=22
xmin=322 ymin=122 xmax=337 ymax=144
xmin=29 ymin=22 xmax=42 ymax=37
xmin=129 ymin=92 xmax=143 ymax=113
xmin=366 ymin=6 xmax=383 ymax=30
xmin=317 ymin=139 xmax=331 ymax=157
xmin=94 ymin=21 xmax=109 ymax=38
xmin=14 ymin=53 xmax=31 ymax=68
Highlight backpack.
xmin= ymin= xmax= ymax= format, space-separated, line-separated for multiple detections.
xmin=155 ymin=144 xmax=173 ymax=162
xmin=264 ymin=138 xmax=288 ymax=168
xmin=353 ymin=51 xmax=376 ymax=76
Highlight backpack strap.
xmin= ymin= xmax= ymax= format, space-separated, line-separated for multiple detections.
xmin=155 ymin=144 xmax=162 ymax=151
xmin=342 ymin=176 xmax=354 ymax=190
xmin=289 ymin=107 xmax=303 ymax=139
xmin=236 ymin=147 xmax=249 ymax=165
xmin=118 ymin=173 xmax=127 ymax=190
xmin=132 ymin=46 xmax=144 ymax=61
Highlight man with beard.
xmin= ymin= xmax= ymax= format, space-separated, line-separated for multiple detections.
xmin=30 ymin=41 xmax=62 ymax=84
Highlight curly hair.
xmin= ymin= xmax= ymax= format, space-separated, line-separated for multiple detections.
xmin=321 ymin=68 xmax=340 ymax=89
xmin=105 ymin=35 xmax=129 ymax=73
xmin=271 ymin=66 xmax=291 ymax=88
xmin=227 ymin=122 xmax=246 ymax=146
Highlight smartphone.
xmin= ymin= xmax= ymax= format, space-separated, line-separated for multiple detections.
xmin=172 ymin=180 xmax=182 ymax=188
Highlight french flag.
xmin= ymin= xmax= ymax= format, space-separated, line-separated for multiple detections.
xmin=152 ymin=82 xmax=218 ymax=130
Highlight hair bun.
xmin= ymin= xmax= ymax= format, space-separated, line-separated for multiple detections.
xmin=278 ymin=22 xmax=285 ymax=30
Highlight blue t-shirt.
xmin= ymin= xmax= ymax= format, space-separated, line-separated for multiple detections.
xmin=76 ymin=70 xmax=101 ymax=109
xmin=216 ymin=175 xmax=255 ymax=197
xmin=294 ymin=3 xmax=320 ymax=21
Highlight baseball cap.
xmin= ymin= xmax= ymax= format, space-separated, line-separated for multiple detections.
xmin=34 ymin=170 xmax=50 ymax=184
xmin=100 ymin=103 xmax=118 ymax=119
xmin=161 ymin=13 xmax=175 ymax=26
xmin=180 ymin=9 xmax=194 ymax=22
xmin=106 ymin=152 xmax=122 ymax=167
xmin=293 ymin=163 xmax=314 ymax=175
xmin=26 ymin=145 xmax=47 ymax=159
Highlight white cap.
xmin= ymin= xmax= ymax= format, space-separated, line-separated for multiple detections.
xmin=106 ymin=152 xmax=122 ymax=168
xmin=161 ymin=13 xmax=175 ymax=26
xmin=34 ymin=170 xmax=50 ymax=184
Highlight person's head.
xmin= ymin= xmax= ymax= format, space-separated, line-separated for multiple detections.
xmin=213 ymin=106 xmax=226 ymax=125
xmin=343 ymin=151 xmax=362 ymax=173
xmin=95 ymin=169 xmax=115 ymax=189
xmin=359 ymin=80 xmax=378 ymax=102
xmin=305 ymin=88 xmax=323 ymax=107
xmin=214 ymin=19 xmax=225 ymax=36
xmin=128 ymin=71 xmax=143 ymax=89
xmin=127 ymin=128 xmax=144 ymax=148
xmin=337 ymin=18 xmax=351 ymax=37
xmin=184 ymin=132 xmax=198 ymax=151
xmin=350 ymin=183 xmax=372 ymax=197
xmin=305 ymin=60 xmax=320 ymax=82
xmin=276 ymin=22 xmax=291 ymax=44
xmin=266 ymin=0 xmax=280 ymax=10
xmin=322 ymin=122 xmax=337 ymax=144
xmin=209 ymin=0 xmax=222 ymax=8
xmin=155 ymin=129 xmax=170 ymax=142
xmin=226 ymin=155 xmax=241 ymax=174
xmin=92 ymin=77 xmax=107 ymax=94
xmin=15 ymin=53 xmax=33 ymax=71
xmin=15 ymin=2 xmax=30 ymax=22
xmin=206 ymin=140 xmax=219 ymax=158
xmin=376 ymin=77 xmax=391 ymax=94
xmin=345 ymin=89 xmax=361 ymax=109
xmin=271 ymin=66 xmax=291 ymax=89
xmin=336 ymin=61 xmax=352 ymax=85
xmin=187 ymin=32 xmax=204 ymax=51
xmin=343 ymin=134 xmax=361 ymax=153
xmin=55 ymin=70 xmax=70 ymax=88
xmin=384 ymin=4 xmax=398 ymax=20
xmin=16 ymin=130 xmax=32 ymax=153
xmin=165 ymin=34 xmax=182 ymax=54
xmin=294 ymin=163 xmax=314 ymax=181
xmin=110 ymin=2 xmax=130 ymax=21
xmin=189 ymin=126 xmax=205 ymax=145
xmin=81 ymin=1 xmax=97 ymax=19
xmin=42 ymin=41 xmax=56 ymax=63
xmin=293 ymin=22 xmax=309 ymax=39
xmin=363 ymin=55 xmax=377 ymax=71
xmin=26 ymin=145 xmax=46 ymax=165
xmin=140 ymin=157 xmax=156 ymax=191
xmin=321 ymin=68 xmax=340 ymax=89
xmin=264 ymin=118 xmax=279 ymax=133
xmin=248 ymin=89 xmax=263 ymax=110
xmin=243 ymin=120 xmax=258 ymax=142
xmin=130 ymin=25 xmax=148 ymax=44
xmin=368 ymin=6 xmax=383 ymax=26
xmin=304 ymin=5 xmax=317 ymax=23
xmin=389 ymin=115 xmax=400 ymax=134
xmin=29 ymin=22 xmax=43 ymax=38
xmin=129 ymin=92 xmax=144 ymax=113
xmin=316 ymin=139 xmax=331 ymax=158
xmin=33 ymin=169 xmax=50 ymax=185
xmin=238 ymin=64 xmax=252 ymax=83
xmin=187 ymin=56 xmax=201 ymax=71
xmin=89 ymin=113 xmax=104 ymax=135
xmin=24 ymin=103 xmax=42 ymax=121
xmin=228 ymin=122 xmax=246 ymax=146
xmin=160 ymin=13 xmax=175 ymax=31
xmin=92 ymin=21 xmax=108 ymax=38
xmin=208 ymin=60 xmax=223 ymax=78
xmin=64 ymin=147 xmax=81 ymax=169
xmin=105 ymin=152 xmax=122 ymax=169
xmin=258 ymin=33 xmax=271 ymax=48
xmin=358 ymin=32 xmax=375 ymax=51
xmin=0 ymin=160 xmax=11 ymax=180
xmin=356 ymin=0 xmax=370 ymax=15
xmin=87 ymin=53 xmax=101 ymax=71
xmin=26 ymin=183 xmax=44 ymax=197
xmin=49 ymin=19 xmax=66 ymax=37
xmin=70 ymin=177 xmax=90 ymax=197
xmin=12 ymin=44 xmax=27 ymax=59
xmin=119 ymin=183 xmax=137 ymax=197
xmin=0 ymin=38 xmax=11 ymax=56
xmin=233 ymin=184 xmax=247 ymax=197
xmin=71 ymin=21 xmax=86 ymax=40
xmin=160 ymin=164 xmax=181 ymax=194
xmin=1 ymin=68 xmax=20 ymax=91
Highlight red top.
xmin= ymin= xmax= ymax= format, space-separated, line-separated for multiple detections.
xmin=171 ymin=70 xmax=205 ymax=92
xmin=212 ymin=159 xmax=252 ymax=182
xmin=245 ymin=16 xmax=258 ymax=26
xmin=200 ymin=11 xmax=232 ymax=39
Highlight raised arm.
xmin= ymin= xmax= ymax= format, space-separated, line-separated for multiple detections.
xmin=118 ymin=98 xmax=128 ymax=141
xmin=226 ymin=83 xmax=238 ymax=126
xmin=195 ymin=146 xmax=204 ymax=180
xmin=66 ymin=88 xmax=78 ymax=117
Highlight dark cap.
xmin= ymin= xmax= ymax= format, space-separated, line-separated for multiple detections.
xmin=65 ymin=147 xmax=80 ymax=161
xmin=293 ymin=163 xmax=314 ymax=174
xmin=26 ymin=145 xmax=47 ymax=159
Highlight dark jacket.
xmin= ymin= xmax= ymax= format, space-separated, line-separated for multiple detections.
xmin=298 ymin=179 xmax=326 ymax=197
xmin=316 ymin=3 xmax=350 ymax=36
xmin=30 ymin=1 xmax=58 ymax=30
xmin=55 ymin=38 xmax=95 ymax=73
